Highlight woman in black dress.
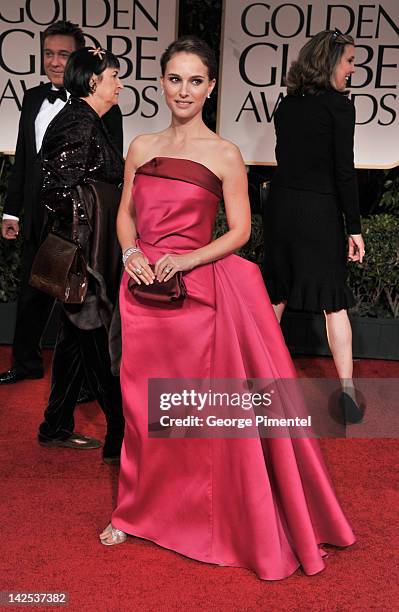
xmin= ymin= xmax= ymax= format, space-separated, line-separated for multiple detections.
xmin=263 ymin=29 xmax=365 ymax=417
xmin=37 ymin=47 xmax=125 ymax=461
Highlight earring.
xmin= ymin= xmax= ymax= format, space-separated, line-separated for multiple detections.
xmin=90 ymin=81 xmax=97 ymax=93
xmin=207 ymin=93 xmax=211 ymax=99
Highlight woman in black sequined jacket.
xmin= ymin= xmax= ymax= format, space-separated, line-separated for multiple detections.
xmin=38 ymin=47 xmax=125 ymax=463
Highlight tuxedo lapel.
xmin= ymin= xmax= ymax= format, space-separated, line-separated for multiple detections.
xmin=27 ymin=83 xmax=51 ymax=158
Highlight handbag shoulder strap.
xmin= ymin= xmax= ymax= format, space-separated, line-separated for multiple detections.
xmin=71 ymin=193 xmax=79 ymax=243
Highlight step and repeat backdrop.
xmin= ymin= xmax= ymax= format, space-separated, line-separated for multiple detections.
xmin=0 ymin=0 xmax=178 ymax=155
xmin=218 ymin=0 xmax=398 ymax=168
xmin=0 ymin=0 xmax=398 ymax=166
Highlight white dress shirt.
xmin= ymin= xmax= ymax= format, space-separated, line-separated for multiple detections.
xmin=3 ymin=88 xmax=69 ymax=222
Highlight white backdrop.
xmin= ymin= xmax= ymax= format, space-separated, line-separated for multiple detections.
xmin=0 ymin=0 xmax=178 ymax=155
xmin=218 ymin=0 xmax=398 ymax=168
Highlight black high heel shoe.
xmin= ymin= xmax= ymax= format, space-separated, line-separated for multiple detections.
xmin=339 ymin=391 xmax=365 ymax=424
xmin=328 ymin=389 xmax=366 ymax=426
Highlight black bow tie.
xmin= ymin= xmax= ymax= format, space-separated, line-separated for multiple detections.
xmin=46 ymin=88 xmax=67 ymax=104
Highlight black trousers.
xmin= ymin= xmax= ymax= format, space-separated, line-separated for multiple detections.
xmin=12 ymin=240 xmax=55 ymax=376
xmin=38 ymin=314 xmax=124 ymax=445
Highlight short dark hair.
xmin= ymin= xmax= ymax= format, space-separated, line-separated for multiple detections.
xmin=42 ymin=20 xmax=85 ymax=50
xmin=64 ymin=47 xmax=120 ymax=97
xmin=285 ymin=29 xmax=355 ymax=96
xmin=160 ymin=36 xmax=217 ymax=81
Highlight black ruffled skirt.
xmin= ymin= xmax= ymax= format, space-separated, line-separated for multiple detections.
xmin=262 ymin=185 xmax=355 ymax=313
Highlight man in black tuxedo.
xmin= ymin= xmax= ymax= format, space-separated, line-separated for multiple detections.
xmin=0 ymin=22 xmax=123 ymax=428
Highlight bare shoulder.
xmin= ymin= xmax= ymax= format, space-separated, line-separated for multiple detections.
xmin=217 ymin=138 xmax=243 ymax=160
xmin=213 ymin=138 xmax=245 ymax=179
xmin=125 ymin=133 xmax=159 ymax=169
xmin=126 ymin=133 xmax=155 ymax=155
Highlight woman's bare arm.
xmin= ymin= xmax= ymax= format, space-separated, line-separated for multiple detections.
xmin=116 ymin=136 xmax=155 ymax=284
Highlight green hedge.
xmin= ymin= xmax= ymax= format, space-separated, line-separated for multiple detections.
xmin=349 ymin=214 xmax=399 ymax=318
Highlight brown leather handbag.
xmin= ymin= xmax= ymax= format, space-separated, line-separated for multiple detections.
xmin=29 ymin=199 xmax=88 ymax=304
xmin=128 ymin=264 xmax=187 ymax=303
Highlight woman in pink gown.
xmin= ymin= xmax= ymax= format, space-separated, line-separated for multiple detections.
xmin=100 ymin=36 xmax=355 ymax=581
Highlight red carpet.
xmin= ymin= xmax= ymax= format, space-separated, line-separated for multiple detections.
xmin=0 ymin=347 xmax=398 ymax=611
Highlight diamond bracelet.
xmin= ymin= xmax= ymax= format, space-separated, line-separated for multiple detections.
xmin=122 ymin=246 xmax=142 ymax=266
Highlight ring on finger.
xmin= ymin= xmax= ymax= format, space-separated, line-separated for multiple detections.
xmin=164 ymin=266 xmax=172 ymax=274
xmin=134 ymin=267 xmax=142 ymax=274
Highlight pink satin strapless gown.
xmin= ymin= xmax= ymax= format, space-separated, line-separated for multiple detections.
xmin=112 ymin=157 xmax=355 ymax=581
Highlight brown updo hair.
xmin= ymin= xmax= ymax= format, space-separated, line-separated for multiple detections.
xmin=285 ymin=29 xmax=354 ymax=96
xmin=160 ymin=35 xmax=217 ymax=81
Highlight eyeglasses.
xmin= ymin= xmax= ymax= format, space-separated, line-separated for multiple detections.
xmin=332 ymin=28 xmax=343 ymax=40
